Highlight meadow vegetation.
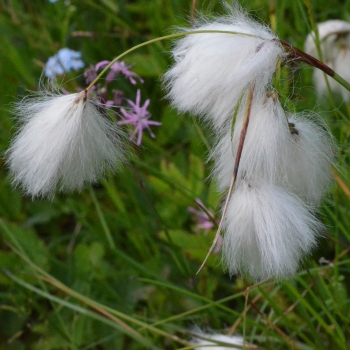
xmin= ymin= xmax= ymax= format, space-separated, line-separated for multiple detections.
xmin=0 ymin=0 xmax=350 ymax=349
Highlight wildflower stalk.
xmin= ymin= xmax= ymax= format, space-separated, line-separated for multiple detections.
xmin=196 ymin=84 xmax=255 ymax=274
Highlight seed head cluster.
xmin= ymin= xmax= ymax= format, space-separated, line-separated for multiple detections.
xmin=6 ymin=91 xmax=125 ymax=199
xmin=5 ymin=3 xmax=341 ymax=282
xmin=165 ymin=4 xmax=335 ymax=281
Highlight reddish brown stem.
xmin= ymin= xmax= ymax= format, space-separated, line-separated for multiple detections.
xmin=196 ymin=84 xmax=255 ymax=275
xmin=233 ymin=85 xmax=254 ymax=181
xmin=278 ymin=39 xmax=334 ymax=77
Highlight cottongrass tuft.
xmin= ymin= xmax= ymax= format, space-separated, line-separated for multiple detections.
xmin=211 ymin=95 xmax=335 ymax=200
xmin=304 ymin=20 xmax=350 ymax=101
xmin=191 ymin=328 xmax=244 ymax=350
xmin=211 ymin=90 xmax=290 ymax=191
xmin=164 ymin=4 xmax=335 ymax=281
xmin=164 ymin=5 xmax=286 ymax=130
xmin=222 ymin=182 xmax=322 ymax=281
xmin=213 ymin=95 xmax=333 ymax=280
xmin=281 ymin=112 xmax=335 ymax=205
xmin=6 ymin=90 xmax=125 ymax=198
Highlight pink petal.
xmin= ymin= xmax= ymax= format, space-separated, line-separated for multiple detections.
xmin=126 ymin=98 xmax=137 ymax=110
xmin=136 ymin=89 xmax=141 ymax=106
xmin=106 ymin=70 xmax=119 ymax=83
xmin=146 ymin=121 xmax=162 ymax=126
xmin=95 ymin=60 xmax=110 ymax=71
xmin=110 ymin=62 xmax=122 ymax=71
xmin=136 ymin=127 xmax=143 ymax=145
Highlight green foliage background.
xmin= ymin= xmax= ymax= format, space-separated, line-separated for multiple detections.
xmin=0 ymin=0 xmax=350 ymax=349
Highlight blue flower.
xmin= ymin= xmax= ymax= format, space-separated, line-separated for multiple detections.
xmin=44 ymin=48 xmax=84 ymax=78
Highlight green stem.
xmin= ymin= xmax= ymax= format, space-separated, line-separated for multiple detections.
xmin=85 ymin=29 xmax=350 ymax=96
xmin=303 ymin=0 xmax=323 ymax=61
xmin=300 ymin=0 xmax=349 ymax=122
xmin=89 ymin=186 xmax=116 ymax=249
xmin=196 ymin=84 xmax=255 ymax=275
xmin=85 ymin=30 xmax=262 ymax=91
xmin=333 ymin=72 xmax=350 ymax=93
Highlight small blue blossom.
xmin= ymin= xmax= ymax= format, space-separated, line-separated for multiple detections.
xmin=44 ymin=48 xmax=84 ymax=78
xmin=49 ymin=0 xmax=59 ymax=3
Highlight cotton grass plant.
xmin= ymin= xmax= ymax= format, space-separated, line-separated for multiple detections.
xmin=6 ymin=89 xmax=126 ymax=198
xmin=2 ymin=0 xmax=350 ymax=349
xmin=5 ymin=0 xmax=350 ymax=280
xmin=305 ymin=19 xmax=350 ymax=102
xmin=190 ymin=328 xmax=246 ymax=349
xmin=164 ymin=3 xmax=341 ymax=281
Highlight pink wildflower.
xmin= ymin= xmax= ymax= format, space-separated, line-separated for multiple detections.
xmin=188 ymin=199 xmax=222 ymax=254
xmin=118 ymin=89 xmax=161 ymax=145
xmin=188 ymin=199 xmax=215 ymax=232
xmin=95 ymin=60 xmax=144 ymax=85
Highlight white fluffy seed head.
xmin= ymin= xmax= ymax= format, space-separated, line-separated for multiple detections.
xmin=210 ymin=91 xmax=335 ymax=205
xmin=279 ymin=112 xmax=335 ymax=205
xmin=222 ymin=182 xmax=322 ymax=281
xmin=6 ymin=91 xmax=125 ymax=198
xmin=191 ymin=329 xmax=244 ymax=350
xmin=312 ymin=53 xmax=350 ymax=102
xmin=304 ymin=20 xmax=350 ymax=61
xmin=210 ymin=90 xmax=290 ymax=191
xmin=304 ymin=20 xmax=350 ymax=102
xmin=164 ymin=5 xmax=286 ymax=130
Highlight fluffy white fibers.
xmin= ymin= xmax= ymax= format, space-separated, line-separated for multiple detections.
xmin=210 ymin=90 xmax=335 ymax=203
xmin=222 ymin=181 xmax=322 ymax=281
xmin=164 ymin=5 xmax=286 ymax=130
xmin=279 ymin=113 xmax=335 ymax=205
xmin=304 ymin=20 xmax=350 ymax=102
xmin=304 ymin=20 xmax=350 ymax=61
xmin=191 ymin=329 xmax=244 ymax=350
xmin=312 ymin=52 xmax=350 ymax=102
xmin=211 ymin=90 xmax=290 ymax=191
xmin=6 ymin=91 xmax=125 ymax=198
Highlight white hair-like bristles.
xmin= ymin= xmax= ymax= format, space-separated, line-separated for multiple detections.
xmin=222 ymin=182 xmax=321 ymax=281
xmin=312 ymin=53 xmax=350 ymax=102
xmin=211 ymin=90 xmax=290 ymax=191
xmin=304 ymin=20 xmax=350 ymax=102
xmin=304 ymin=20 xmax=350 ymax=61
xmin=164 ymin=7 xmax=285 ymax=130
xmin=212 ymin=96 xmax=336 ymax=201
xmin=280 ymin=112 xmax=335 ymax=205
xmin=6 ymin=91 xmax=125 ymax=198
xmin=163 ymin=4 xmax=334 ymax=281
xmin=191 ymin=328 xmax=244 ymax=350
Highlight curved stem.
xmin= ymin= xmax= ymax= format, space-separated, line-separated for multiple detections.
xmin=85 ymin=30 xmax=262 ymax=91
xmin=279 ymin=39 xmax=333 ymax=75
xmin=196 ymin=84 xmax=255 ymax=275
xmin=332 ymin=72 xmax=350 ymax=92
xmin=279 ymin=39 xmax=350 ymax=92
xmin=85 ymin=29 xmax=350 ymax=103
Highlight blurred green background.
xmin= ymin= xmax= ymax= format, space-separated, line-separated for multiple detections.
xmin=1 ymin=0 xmax=350 ymax=349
